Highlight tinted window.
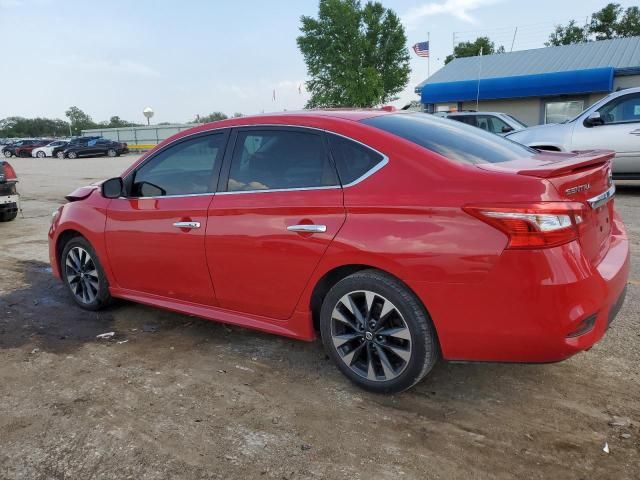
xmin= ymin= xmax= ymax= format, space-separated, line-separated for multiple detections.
xmin=598 ymin=93 xmax=640 ymax=124
xmin=131 ymin=133 xmax=225 ymax=197
xmin=327 ymin=134 xmax=384 ymax=185
xmin=448 ymin=115 xmax=477 ymax=127
xmin=362 ymin=113 xmax=536 ymax=164
xmin=227 ymin=129 xmax=338 ymax=191
xmin=477 ymin=115 xmax=510 ymax=134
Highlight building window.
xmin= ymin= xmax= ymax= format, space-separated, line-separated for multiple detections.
xmin=544 ymin=100 xmax=584 ymax=124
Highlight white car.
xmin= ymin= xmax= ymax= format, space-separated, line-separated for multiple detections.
xmin=442 ymin=111 xmax=527 ymax=135
xmin=32 ymin=140 xmax=69 ymax=158
xmin=507 ymin=87 xmax=640 ymax=179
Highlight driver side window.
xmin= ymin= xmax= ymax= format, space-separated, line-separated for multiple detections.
xmin=131 ymin=133 xmax=225 ymax=197
xmin=598 ymin=93 xmax=640 ymax=124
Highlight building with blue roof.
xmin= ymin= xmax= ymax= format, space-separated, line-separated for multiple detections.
xmin=415 ymin=36 xmax=640 ymax=125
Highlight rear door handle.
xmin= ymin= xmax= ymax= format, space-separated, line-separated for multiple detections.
xmin=173 ymin=221 xmax=201 ymax=229
xmin=287 ymin=224 xmax=327 ymax=233
xmin=630 ymin=129 xmax=640 ymax=136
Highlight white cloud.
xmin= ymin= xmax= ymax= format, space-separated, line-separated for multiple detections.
xmin=402 ymin=0 xmax=501 ymax=29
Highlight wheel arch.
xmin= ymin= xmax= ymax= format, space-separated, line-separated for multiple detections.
xmin=309 ymin=264 xmax=438 ymax=343
xmin=55 ymin=229 xmax=85 ymax=273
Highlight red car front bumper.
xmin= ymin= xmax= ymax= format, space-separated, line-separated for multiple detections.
xmin=414 ymin=214 xmax=630 ymax=363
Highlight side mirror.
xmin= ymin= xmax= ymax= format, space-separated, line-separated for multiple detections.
xmin=501 ymin=125 xmax=514 ymax=133
xmin=585 ymin=111 xmax=604 ymax=127
xmin=101 ymin=177 xmax=123 ymax=199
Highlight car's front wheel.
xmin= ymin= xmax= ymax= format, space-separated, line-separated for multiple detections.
xmin=56 ymin=151 xmax=65 ymax=159
xmin=61 ymin=237 xmax=111 ymax=310
xmin=36 ymin=151 xmax=46 ymax=158
xmin=67 ymin=151 xmax=77 ymax=159
xmin=106 ymin=148 xmax=117 ymax=157
xmin=320 ymin=269 xmax=438 ymax=394
xmin=3 ymin=151 xmax=11 ymax=158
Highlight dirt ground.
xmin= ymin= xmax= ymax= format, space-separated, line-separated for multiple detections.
xmin=0 ymin=155 xmax=638 ymax=480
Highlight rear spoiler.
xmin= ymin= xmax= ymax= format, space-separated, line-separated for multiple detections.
xmin=518 ymin=150 xmax=614 ymax=178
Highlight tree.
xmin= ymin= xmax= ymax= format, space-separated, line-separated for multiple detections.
xmin=0 ymin=117 xmax=70 ymax=137
xmin=297 ymin=0 xmax=410 ymax=108
xmin=590 ymin=3 xmax=623 ymax=40
xmin=617 ymin=6 xmax=640 ymax=37
xmin=101 ymin=116 xmax=141 ymax=128
xmin=444 ymin=37 xmax=504 ymax=64
xmin=193 ymin=112 xmax=228 ymax=123
xmin=65 ymin=106 xmax=96 ymax=134
xmin=546 ymin=20 xmax=589 ymax=46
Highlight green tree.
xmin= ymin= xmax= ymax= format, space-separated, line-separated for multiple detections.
xmin=65 ymin=106 xmax=96 ymax=134
xmin=546 ymin=20 xmax=589 ymax=46
xmin=193 ymin=112 xmax=228 ymax=123
xmin=445 ymin=37 xmax=504 ymax=64
xmin=590 ymin=3 xmax=623 ymax=40
xmin=297 ymin=0 xmax=410 ymax=107
xmin=101 ymin=116 xmax=141 ymax=128
xmin=617 ymin=6 xmax=640 ymax=37
xmin=0 ymin=117 xmax=70 ymax=137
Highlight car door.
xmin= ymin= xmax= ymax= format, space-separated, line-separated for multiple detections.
xmin=105 ymin=131 xmax=229 ymax=305
xmin=571 ymin=92 xmax=640 ymax=175
xmin=205 ymin=126 xmax=346 ymax=320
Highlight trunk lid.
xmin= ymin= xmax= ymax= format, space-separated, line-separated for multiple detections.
xmin=477 ymin=150 xmax=615 ymax=264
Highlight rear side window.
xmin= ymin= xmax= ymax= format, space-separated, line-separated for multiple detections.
xmin=327 ymin=134 xmax=384 ymax=185
xmin=449 ymin=115 xmax=477 ymax=127
xmin=227 ymin=129 xmax=338 ymax=192
xmin=362 ymin=113 xmax=536 ymax=164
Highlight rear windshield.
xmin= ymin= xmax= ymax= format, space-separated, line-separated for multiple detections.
xmin=362 ymin=113 xmax=536 ymax=164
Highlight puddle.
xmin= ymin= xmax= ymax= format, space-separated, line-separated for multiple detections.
xmin=0 ymin=260 xmax=115 ymax=352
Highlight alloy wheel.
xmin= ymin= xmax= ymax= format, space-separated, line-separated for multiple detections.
xmin=330 ymin=290 xmax=412 ymax=382
xmin=65 ymin=247 xmax=99 ymax=304
xmin=37 ymin=151 xmax=46 ymax=158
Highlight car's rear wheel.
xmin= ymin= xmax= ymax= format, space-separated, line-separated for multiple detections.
xmin=36 ymin=151 xmax=46 ymax=158
xmin=106 ymin=148 xmax=117 ymax=157
xmin=320 ymin=269 xmax=438 ymax=394
xmin=56 ymin=151 xmax=65 ymax=159
xmin=61 ymin=237 xmax=111 ymax=310
xmin=67 ymin=151 xmax=77 ymax=159
xmin=3 ymin=151 xmax=11 ymax=158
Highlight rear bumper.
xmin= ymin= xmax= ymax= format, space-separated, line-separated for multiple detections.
xmin=414 ymin=215 xmax=630 ymax=363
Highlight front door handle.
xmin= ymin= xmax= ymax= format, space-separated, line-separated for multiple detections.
xmin=173 ymin=221 xmax=201 ymax=229
xmin=629 ymin=129 xmax=640 ymax=136
xmin=287 ymin=224 xmax=327 ymax=234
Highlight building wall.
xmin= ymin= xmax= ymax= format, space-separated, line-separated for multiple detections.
xmin=81 ymin=124 xmax=198 ymax=150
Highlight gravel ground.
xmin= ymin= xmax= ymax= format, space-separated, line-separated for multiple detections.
xmin=0 ymin=155 xmax=639 ymax=480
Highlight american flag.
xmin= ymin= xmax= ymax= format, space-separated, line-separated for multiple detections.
xmin=412 ymin=41 xmax=430 ymax=58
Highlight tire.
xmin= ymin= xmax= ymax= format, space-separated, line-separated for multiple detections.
xmin=61 ymin=237 xmax=111 ymax=310
xmin=36 ymin=151 xmax=46 ymax=158
xmin=3 ymin=151 xmax=11 ymax=158
xmin=320 ymin=269 xmax=438 ymax=394
xmin=106 ymin=148 xmax=117 ymax=158
xmin=0 ymin=209 xmax=18 ymax=222
xmin=67 ymin=151 xmax=77 ymax=159
xmin=56 ymin=151 xmax=65 ymax=159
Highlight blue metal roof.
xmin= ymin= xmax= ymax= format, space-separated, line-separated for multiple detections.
xmin=416 ymin=36 xmax=640 ymax=100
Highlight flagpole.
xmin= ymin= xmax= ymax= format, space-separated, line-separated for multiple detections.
xmin=427 ymin=32 xmax=431 ymax=79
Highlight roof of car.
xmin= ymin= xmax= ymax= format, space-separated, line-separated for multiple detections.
xmin=447 ymin=111 xmax=507 ymax=116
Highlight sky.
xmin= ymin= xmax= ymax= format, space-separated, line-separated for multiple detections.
xmin=1 ymin=0 xmax=638 ymax=124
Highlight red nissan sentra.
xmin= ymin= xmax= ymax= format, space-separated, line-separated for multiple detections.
xmin=48 ymin=111 xmax=629 ymax=393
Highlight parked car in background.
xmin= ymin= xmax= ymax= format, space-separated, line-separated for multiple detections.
xmin=59 ymin=138 xmax=128 ymax=159
xmin=14 ymin=139 xmax=52 ymax=158
xmin=507 ymin=87 xmax=640 ymax=179
xmin=0 ymin=160 xmax=19 ymax=222
xmin=3 ymin=139 xmax=45 ymax=158
xmin=32 ymin=140 xmax=69 ymax=158
xmin=51 ymin=137 xmax=102 ymax=159
xmin=439 ymin=111 xmax=527 ymax=135
xmin=49 ymin=111 xmax=628 ymax=393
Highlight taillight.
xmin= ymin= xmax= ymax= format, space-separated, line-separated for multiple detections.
xmin=463 ymin=202 xmax=586 ymax=249
xmin=1 ymin=161 xmax=17 ymax=181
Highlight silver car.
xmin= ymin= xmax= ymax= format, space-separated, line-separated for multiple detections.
xmin=437 ymin=111 xmax=527 ymax=136
xmin=508 ymin=87 xmax=640 ymax=179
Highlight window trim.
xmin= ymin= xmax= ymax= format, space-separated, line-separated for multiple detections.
xmin=120 ymin=124 xmax=388 ymax=199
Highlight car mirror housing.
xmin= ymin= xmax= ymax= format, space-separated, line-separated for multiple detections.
xmin=102 ymin=177 xmax=124 ymax=199
xmin=501 ymin=126 xmax=514 ymax=133
xmin=585 ymin=111 xmax=604 ymax=127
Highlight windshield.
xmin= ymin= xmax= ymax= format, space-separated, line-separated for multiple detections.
xmin=506 ymin=114 xmax=528 ymax=128
xmin=362 ymin=113 xmax=537 ymax=164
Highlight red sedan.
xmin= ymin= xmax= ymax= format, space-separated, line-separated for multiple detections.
xmin=48 ymin=111 xmax=630 ymax=393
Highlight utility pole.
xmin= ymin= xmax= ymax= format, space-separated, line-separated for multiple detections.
xmin=510 ymin=27 xmax=518 ymax=52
